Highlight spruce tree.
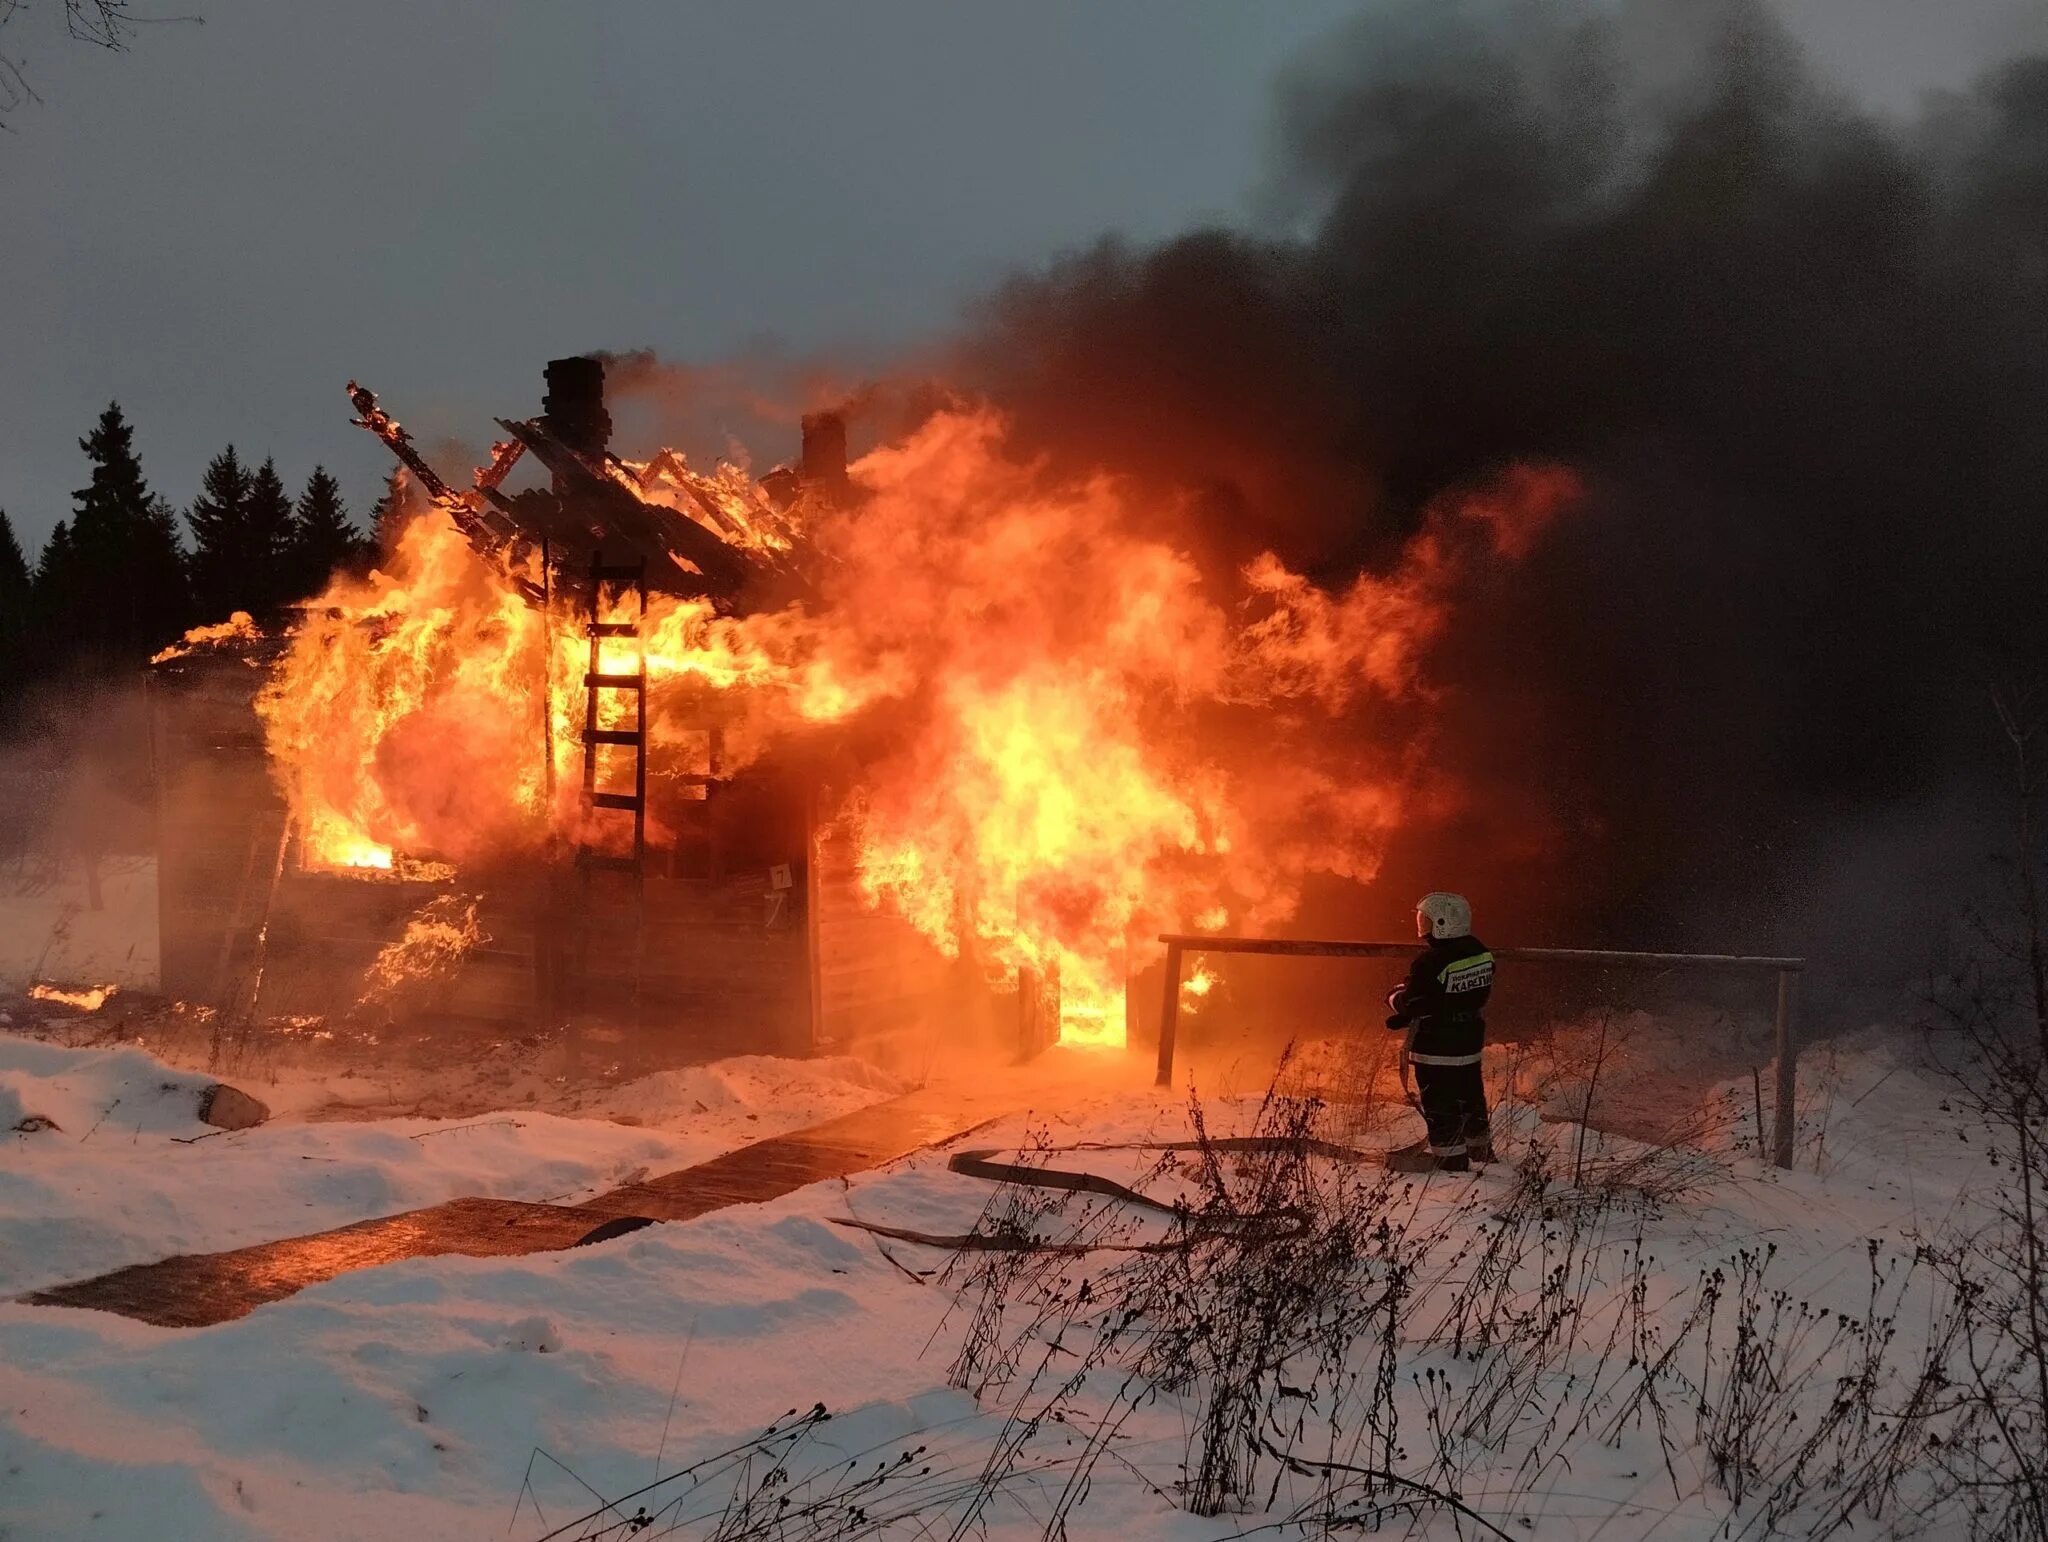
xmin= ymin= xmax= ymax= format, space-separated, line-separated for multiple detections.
xmin=285 ymin=465 xmax=365 ymax=597
xmin=25 ymin=521 xmax=77 ymax=712
xmin=183 ymin=445 xmax=253 ymax=619
xmin=243 ymin=457 xmax=296 ymax=615
xmin=32 ymin=520 xmax=81 ymax=666
xmin=125 ymin=491 xmax=190 ymax=650
xmin=0 ymin=510 xmax=28 ymax=599
xmin=35 ymin=520 xmax=76 ymax=590
xmin=0 ymin=510 xmax=30 ymax=726
xmin=54 ymin=403 xmax=192 ymax=668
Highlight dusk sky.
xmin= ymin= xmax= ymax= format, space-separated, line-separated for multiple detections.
xmin=6 ymin=0 xmax=2044 ymax=553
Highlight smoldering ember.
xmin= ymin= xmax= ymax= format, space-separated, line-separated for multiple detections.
xmin=3 ymin=5 xmax=2047 ymax=1542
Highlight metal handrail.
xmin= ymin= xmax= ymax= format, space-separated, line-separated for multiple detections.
xmin=1152 ymin=933 xmax=1806 ymax=1170
xmin=1156 ymin=935 xmax=1802 ymax=970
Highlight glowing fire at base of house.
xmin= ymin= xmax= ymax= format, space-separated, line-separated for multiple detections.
xmin=309 ymin=819 xmax=393 ymax=872
xmin=28 ymin=984 xmax=117 ymax=1012
xmin=229 ymin=393 xmax=1574 ymax=1049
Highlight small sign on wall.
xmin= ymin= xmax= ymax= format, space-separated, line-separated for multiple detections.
xmin=765 ymin=863 xmax=795 ymax=929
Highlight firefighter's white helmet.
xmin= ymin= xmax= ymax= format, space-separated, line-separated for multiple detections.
xmin=1415 ymin=891 xmax=1472 ymax=940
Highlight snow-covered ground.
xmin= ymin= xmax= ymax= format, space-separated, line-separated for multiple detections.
xmin=0 ymin=1022 xmax=2021 ymax=1541
xmin=0 ymin=1033 xmax=906 ymax=1298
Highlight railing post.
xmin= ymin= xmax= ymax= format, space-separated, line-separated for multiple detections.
xmin=1772 ymin=968 xmax=1798 ymax=1171
xmin=1155 ymin=941 xmax=1184 ymax=1088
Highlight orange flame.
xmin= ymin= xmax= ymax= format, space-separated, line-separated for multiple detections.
xmin=151 ymin=611 xmax=261 ymax=665
xmin=29 ymin=984 xmax=116 ymax=1011
xmin=357 ymin=895 xmax=486 ymax=1011
xmin=253 ymin=406 xmax=1576 ymax=1047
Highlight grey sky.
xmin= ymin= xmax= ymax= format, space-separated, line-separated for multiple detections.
xmin=5 ymin=0 xmax=2043 ymax=557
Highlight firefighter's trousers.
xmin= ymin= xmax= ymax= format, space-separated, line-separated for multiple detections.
xmin=1414 ymin=1060 xmax=1490 ymax=1156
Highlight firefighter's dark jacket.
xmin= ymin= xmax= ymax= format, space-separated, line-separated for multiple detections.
xmin=1385 ymin=934 xmax=1493 ymax=1066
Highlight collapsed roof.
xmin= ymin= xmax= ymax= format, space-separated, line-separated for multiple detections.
xmin=346 ymin=356 xmax=835 ymax=611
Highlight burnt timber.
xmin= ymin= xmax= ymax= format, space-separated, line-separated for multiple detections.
xmin=345 ymin=375 xmax=759 ymax=606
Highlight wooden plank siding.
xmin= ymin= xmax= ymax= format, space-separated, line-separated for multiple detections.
xmin=808 ymin=816 xmax=954 ymax=1068
xmin=150 ymin=649 xmax=973 ymax=1069
xmin=149 ymin=655 xmax=290 ymax=1005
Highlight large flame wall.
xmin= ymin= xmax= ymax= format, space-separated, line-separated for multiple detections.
xmin=252 ymin=407 xmax=1575 ymax=1046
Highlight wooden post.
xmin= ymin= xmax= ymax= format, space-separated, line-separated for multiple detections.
xmin=540 ymin=535 xmax=555 ymax=806
xmin=1772 ymin=968 xmax=1798 ymax=1171
xmin=1130 ymin=925 xmax=1146 ymax=1048
xmin=1018 ymin=964 xmax=1041 ymax=1063
xmin=535 ymin=535 xmax=559 ymax=1037
xmin=805 ymin=784 xmax=825 ymax=1052
xmin=1044 ymin=958 xmax=1061 ymax=1053
xmin=1155 ymin=940 xmax=1184 ymax=1087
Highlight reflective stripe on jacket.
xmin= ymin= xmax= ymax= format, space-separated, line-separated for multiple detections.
xmin=1385 ymin=935 xmax=1492 ymax=1065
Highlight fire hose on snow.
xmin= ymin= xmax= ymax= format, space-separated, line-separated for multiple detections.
xmin=829 ymin=1136 xmax=1387 ymax=1254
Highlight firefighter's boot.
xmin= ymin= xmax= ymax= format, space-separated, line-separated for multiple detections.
xmin=1384 ymin=1142 xmax=1471 ymax=1175
xmin=1467 ymin=1135 xmax=1496 ymax=1164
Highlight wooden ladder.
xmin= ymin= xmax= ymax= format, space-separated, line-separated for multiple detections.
xmin=574 ymin=553 xmax=649 ymax=1059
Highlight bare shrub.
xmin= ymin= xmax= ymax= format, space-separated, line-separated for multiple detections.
xmin=1904 ymin=679 xmax=2048 ymax=1539
xmin=933 ymin=1126 xmax=1155 ymax=1400
xmin=516 ymin=1403 xmax=1047 ymax=1541
xmin=690 ymin=1029 xmax=2047 ymax=1538
xmin=1119 ymin=1080 xmax=1417 ymax=1516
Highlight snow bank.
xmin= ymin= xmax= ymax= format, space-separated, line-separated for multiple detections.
xmin=596 ymin=1054 xmax=906 ymax=1130
xmin=0 ymin=1035 xmax=217 ymax=1138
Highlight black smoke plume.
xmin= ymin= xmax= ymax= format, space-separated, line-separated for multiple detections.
xmin=955 ymin=0 xmax=2048 ymax=1003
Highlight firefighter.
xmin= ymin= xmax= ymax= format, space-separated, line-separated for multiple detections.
xmin=1383 ymin=892 xmax=1494 ymax=1173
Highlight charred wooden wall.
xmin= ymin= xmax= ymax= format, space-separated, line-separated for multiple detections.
xmin=808 ymin=810 xmax=960 ymax=1071
xmin=248 ymin=865 xmax=813 ymax=1058
xmin=149 ymin=652 xmax=289 ymax=1007
xmin=150 ymin=652 xmax=819 ymax=1058
xmin=151 ymin=652 xmax=1006 ymax=1069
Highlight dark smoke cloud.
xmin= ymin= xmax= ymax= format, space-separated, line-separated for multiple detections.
xmin=950 ymin=0 xmax=2048 ymax=1003
xmin=590 ymin=347 xmax=954 ymax=471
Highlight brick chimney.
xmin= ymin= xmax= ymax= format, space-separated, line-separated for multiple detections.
xmin=543 ymin=356 xmax=611 ymax=463
xmin=799 ymin=410 xmax=849 ymax=501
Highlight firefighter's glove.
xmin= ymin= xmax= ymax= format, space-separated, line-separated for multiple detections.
xmin=1385 ymin=1014 xmax=1405 ymax=1031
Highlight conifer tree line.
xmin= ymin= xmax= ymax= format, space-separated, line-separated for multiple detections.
xmin=0 ymin=402 xmax=375 ymax=728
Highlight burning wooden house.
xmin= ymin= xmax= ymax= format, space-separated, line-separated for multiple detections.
xmin=149 ymin=358 xmax=1039 ymax=1072
xmin=147 ymin=352 xmax=1559 ymax=1078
